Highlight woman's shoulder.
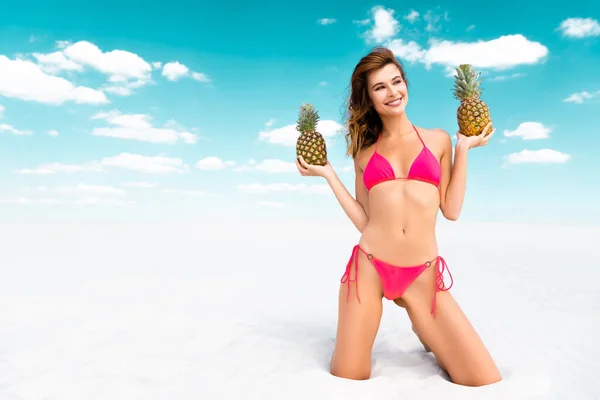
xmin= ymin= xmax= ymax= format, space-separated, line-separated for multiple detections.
xmin=415 ymin=126 xmax=453 ymax=156
xmin=417 ymin=126 xmax=452 ymax=146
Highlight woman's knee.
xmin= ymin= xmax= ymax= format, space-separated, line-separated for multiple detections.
xmin=453 ymin=371 xmax=502 ymax=387
xmin=330 ymin=364 xmax=371 ymax=380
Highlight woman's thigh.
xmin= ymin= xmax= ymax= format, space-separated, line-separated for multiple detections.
xmin=330 ymin=250 xmax=384 ymax=380
xmin=403 ymin=283 xmax=502 ymax=386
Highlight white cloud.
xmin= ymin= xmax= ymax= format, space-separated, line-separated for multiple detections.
xmin=383 ymin=34 xmax=548 ymax=72
xmin=162 ymin=61 xmax=189 ymax=81
xmin=424 ymin=34 xmax=548 ymax=70
xmin=100 ymin=153 xmax=189 ymax=174
xmin=563 ymin=90 xmax=600 ymax=104
xmin=259 ymin=119 xmax=344 ymax=146
xmin=179 ymin=132 xmax=198 ymax=144
xmin=91 ymin=110 xmax=197 ymax=144
xmin=191 ymin=72 xmax=211 ymax=83
xmin=317 ymin=18 xmax=337 ymax=25
xmin=196 ymin=156 xmax=236 ymax=170
xmin=364 ymin=6 xmax=401 ymax=43
xmin=557 ymin=18 xmax=600 ymax=38
xmin=238 ymin=182 xmax=329 ymax=195
xmin=0 ymin=123 xmax=33 ymax=136
xmin=503 ymin=122 xmax=551 ymax=140
xmin=404 ymin=10 xmax=419 ymax=23
xmin=0 ymin=104 xmax=4 ymax=119
xmin=0 ymin=55 xmax=109 ymax=105
xmin=386 ymin=39 xmax=428 ymax=63
xmin=62 ymin=41 xmax=152 ymax=81
xmin=47 ymin=129 xmax=59 ymax=136
xmin=32 ymin=51 xmax=83 ymax=74
xmin=162 ymin=61 xmax=211 ymax=83
xmin=30 ymin=40 xmax=155 ymax=96
xmin=503 ymin=149 xmax=570 ymax=166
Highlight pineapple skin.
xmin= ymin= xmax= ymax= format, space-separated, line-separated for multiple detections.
xmin=457 ymin=98 xmax=492 ymax=137
xmin=453 ymin=64 xmax=492 ymax=137
xmin=296 ymin=131 xmax=327 ymax=166
xmin=295 ymin=103 xmax=328 ymax=166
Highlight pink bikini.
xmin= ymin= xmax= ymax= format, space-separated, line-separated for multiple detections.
xmin=341 ymin=124 xmax=453 ymax=317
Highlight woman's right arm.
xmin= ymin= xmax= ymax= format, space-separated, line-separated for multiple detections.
xmin=324 ymin=157 xmax=369 ymax=232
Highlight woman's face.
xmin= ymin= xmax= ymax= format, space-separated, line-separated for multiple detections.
xmin=366 ymin=63 xmax=408 ymax=117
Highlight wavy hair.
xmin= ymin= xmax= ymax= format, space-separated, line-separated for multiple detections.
xmin=344 ymin=47 xmax=409 ymax=159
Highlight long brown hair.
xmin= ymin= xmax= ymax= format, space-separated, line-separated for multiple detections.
xmin=344 ymin=47 xmax=409 ymax=159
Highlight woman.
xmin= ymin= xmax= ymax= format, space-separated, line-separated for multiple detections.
xmin=295 ymin=47 xmax=502 ymax=387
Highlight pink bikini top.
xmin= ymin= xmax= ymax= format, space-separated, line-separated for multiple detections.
xmin=363 ymin=124 xmax=441 ymax=191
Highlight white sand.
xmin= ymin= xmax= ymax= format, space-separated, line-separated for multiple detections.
xmin=1 ymin=219 xmax=599 ymax=400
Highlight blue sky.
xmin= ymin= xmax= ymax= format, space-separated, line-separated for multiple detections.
xmin=0 ymin=0 xmax=599 ymax=225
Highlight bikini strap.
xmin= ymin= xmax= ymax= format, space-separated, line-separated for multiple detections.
xmin=413 ymin=124 xmax=425 ymax=146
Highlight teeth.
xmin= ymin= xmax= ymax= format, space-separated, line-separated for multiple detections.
xmin=387 ymin=97 xmax=402 ymax=105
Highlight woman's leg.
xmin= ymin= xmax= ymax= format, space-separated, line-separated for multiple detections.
xmin=330 ymin=248 xmax=384 ymax=380
xmin=400 ymin=260 xmax=502 ymax=386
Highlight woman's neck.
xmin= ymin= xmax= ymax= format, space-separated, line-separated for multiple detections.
xmin=380 ymin=113 xmax=414 ymax=138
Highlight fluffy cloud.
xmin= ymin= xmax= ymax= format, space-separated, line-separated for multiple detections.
xmin=356 ymin=7 xmax=548 ymax=73
xmin=563 ymin=90 xmax=600 ymax=104
xmin=30 ymin=40 xmax=156 ymax=97
xmin=387 ymin=34 xmax=548 ymax=72
xmin=196 ymin=156 xmax=236 ymax=170
xmin=91 ymin=110 xmax=198 ymax=144
xmin=363 ymin=6 xmax=401 ymax=43
xmin=161 ymin=61 xmax=211 ymax=83
xmin=503 ymin=149 xmax=570 ymax=166
xmin=404 ymin=10 xmax=419 ymax=23
xmin=259 ymin=119 xmax=344 ymax=146
xmin=557 ymin=18 xmax=600 ymax=38
xmin=0 ymin=55 xmax=109 ymax=105
xmin=0 ymin=123 xmax=33 ymax=136
xmin=503 ymin=122 xmax=551 ymax=140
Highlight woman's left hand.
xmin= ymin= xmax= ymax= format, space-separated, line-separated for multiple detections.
xmin=456 ymin=121 xmax=495 ymax=149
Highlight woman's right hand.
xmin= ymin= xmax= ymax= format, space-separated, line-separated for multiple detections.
xmin=296 ymin=155 xmax=334 ymax=179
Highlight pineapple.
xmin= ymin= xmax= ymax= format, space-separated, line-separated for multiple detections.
xmin=295 ymin=103 xmax=328 ymax=166
xmin=452 ymin=64 xmax=492 ymax=137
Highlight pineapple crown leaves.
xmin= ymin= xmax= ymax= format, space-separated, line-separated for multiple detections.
xmin=451 ymin=64 xmax=483 ymax=101
xmin=296 ymin=102 xmax=320 ymax=133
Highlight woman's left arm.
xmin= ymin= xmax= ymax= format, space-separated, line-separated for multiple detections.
xmin=438 ymin=123 xmax=495 ymax=221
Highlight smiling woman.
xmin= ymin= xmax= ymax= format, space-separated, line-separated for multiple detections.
xmin=296 ymin=46 xmax=499 ymax=386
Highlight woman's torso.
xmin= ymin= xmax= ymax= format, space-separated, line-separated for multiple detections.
xmin=357 ymin=128 xmax=443 ymax=265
